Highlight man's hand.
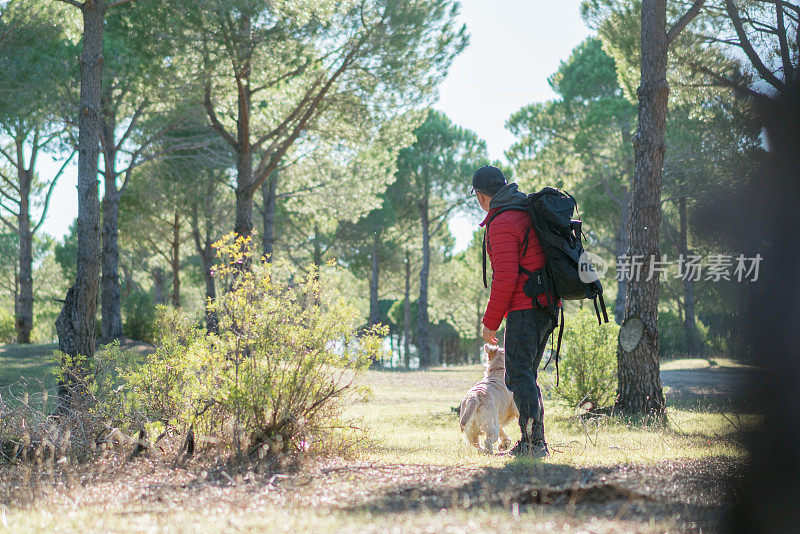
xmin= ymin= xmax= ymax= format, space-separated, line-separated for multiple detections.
xmin=482 ymin=324 xmax=498 ymax=345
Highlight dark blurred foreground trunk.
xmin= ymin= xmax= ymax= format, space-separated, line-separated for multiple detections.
xmin=696 ymin=90 xmax=800 ymax=533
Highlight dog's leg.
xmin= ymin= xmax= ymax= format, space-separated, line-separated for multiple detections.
xmin=499 ymin=426 xmax=511 ymax=451
xmin=485 ymin=408 xmax=500 ymax=455
xmin=465 ymin=423 xmax=480 ymax=450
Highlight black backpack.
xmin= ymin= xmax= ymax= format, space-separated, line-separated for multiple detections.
xmin=482 ymin=187 xmax=609 ymax=384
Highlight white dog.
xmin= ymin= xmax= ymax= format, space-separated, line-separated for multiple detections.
xmin=459 ymin=344 xmax=519 ymax=454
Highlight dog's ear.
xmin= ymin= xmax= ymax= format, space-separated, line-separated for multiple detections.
xmin=484 ymin=343 xmax=498 ymax=358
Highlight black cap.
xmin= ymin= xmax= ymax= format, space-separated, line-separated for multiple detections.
xmin=471 ymin=165 xmax=507 ymax=196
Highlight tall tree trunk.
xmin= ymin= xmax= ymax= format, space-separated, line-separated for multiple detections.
xmin=203 ymin=251 xmax=217 ymax=329
xmin=170 ymin=210 xmax=181 ymax=308
xmin=120 ymin=263 xmax=134 ymax=298
xmin=417 ymin=198 xmax=432 ymax=367
xmin=679 ymin=196 xmax=700 ymax=354
xmin=199 ymin=225 xmax=217 ymax=332
xmin=101 ymin=193 xmax=123 ymax=340
xmin=191 ymin=187 xmax=217 ymax=331
xmin=313 ymin=223 xmax=322 ymax=267
xmin=615 ymin=120 xmax=635 ymax=325
xmin=368 ymin=231 xmax=381 ymax=326
xmin=261 ymin=169 xmax=278 ymax=258
xmin=57 ymin=1 xmax=105 ymax=410
xmin=100 ymin=101 xmax=124 ymax=341
xmin=614 ymin=196 xmax=632 ymax=324
xmin=615 ymin=0 xmax=668 ymax=414
xmin=15 ymin=168 xmax=33 ymax=344
xmin=403 ymin=250 xmax=411 ymax=368
xmin=235 ymin=184 xmax=255 ymax=239
xmin=309 ymin=223 xmax=323 ymax=309
xmin=616 ymin=120 xmax=635 ymax=324
xmin=234 ymin=63 xmax=254 ymax=240
xmin=201 ymin=235 xmax=216 ymax=330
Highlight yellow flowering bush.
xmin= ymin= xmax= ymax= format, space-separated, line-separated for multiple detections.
xmin=120 ymin=233 xmax=385 ymax=460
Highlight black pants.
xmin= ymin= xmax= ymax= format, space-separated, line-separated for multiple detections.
xmin=504 ymin=307 xmax=555 ymax=442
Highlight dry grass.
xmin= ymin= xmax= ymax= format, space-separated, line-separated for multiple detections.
xmin=0 ymin=347 xmax=755 ymax=533
xmin=350 ymin=365 xmax=752 ymax=467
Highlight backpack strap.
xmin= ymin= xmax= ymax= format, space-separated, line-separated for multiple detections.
xmin=555 ymin=306 xmax=564 ymax=387
xmin=599 ymin=294 xmax=609 ymax=323
xmin=542 ymin=306 xmax=564 ymax=387
xmin=520 ymin=194 xmax=536 ymax=257
xmin=591 ymin=295 xmax=610 ymax=325
xmin=593 ymin=298 xmax=601 ymax=325
xmin=544 ymin=264 xmax=556 ymax=308
xmin=520 ymin=224 xmax=533 ymax=257
xmin=482 ymin=231 xmax=488 ymax=288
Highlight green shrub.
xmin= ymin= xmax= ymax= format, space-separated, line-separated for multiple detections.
xmin=116 ymin=233 xmax=385 ymax=460
xmin=545 ymin=308 xmax=619 ymax=408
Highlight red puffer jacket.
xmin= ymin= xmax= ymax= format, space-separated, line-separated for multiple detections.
xmin=481 ymin=207 xmax=549 ymax=331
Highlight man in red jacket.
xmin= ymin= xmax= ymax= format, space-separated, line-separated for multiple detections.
xmin=473 ymin=165 xmax=556 ymax=458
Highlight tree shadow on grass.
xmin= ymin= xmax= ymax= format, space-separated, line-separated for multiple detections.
xmin=661 ymin=364 xmax=763 ymax=412
xmin=340 ymin=458 xmax=737 ymax=530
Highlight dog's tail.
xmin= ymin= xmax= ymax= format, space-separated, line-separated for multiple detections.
xmin=460 ymin=396 xmax=479 ymax=431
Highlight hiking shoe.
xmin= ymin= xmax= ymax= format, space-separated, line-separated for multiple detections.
xmin=505 ymin=439 xmax=549 ymax=458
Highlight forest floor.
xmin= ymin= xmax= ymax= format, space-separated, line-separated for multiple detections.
xmin=0 ymin=344 xmax=759 ymax=533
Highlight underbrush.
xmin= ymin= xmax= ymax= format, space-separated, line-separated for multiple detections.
xmin=541 ymin=309 xmax=619 ymax=409
xmin=0 ymin=233 xmax=384 ymax=472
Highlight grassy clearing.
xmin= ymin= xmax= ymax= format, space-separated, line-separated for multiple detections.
xmin=350 ymin=365 xmax=751 ymax=468
xmin=0 ymin=344 xmax=57 ymax=402
xmin=1 ymin=345 xmax=754 ymax=533
xmin=0 ymin=344 xmax=57 ymax=386
xmin=0 ymin=341 xmax=155 ymax=406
